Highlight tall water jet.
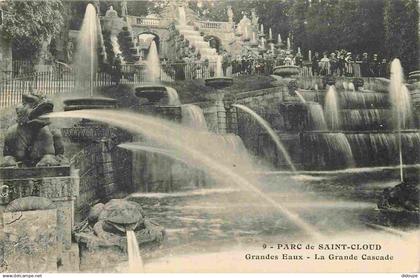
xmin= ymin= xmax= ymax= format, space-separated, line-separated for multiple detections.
xmin=389 ymin=59 xmax=414 ymax=181
xmin=74 ymin=3 xmax=98 ymax=97
xmin=216 ymin=55 xmax=223 ymax=77
xmin=127 ymin=230 xmax=144 ymax=272
xmin=47 ymin=109 xmax=320 ymax=238
xmin=286 ymin=37 xmax=291 ymax=50
xmin=146 ymin=41 xmax=161 ymax=83
xmin=233 ymin=104 xmax=296 ymax=172
xmin=178 ymin=6 xmax=187 ymax=25
xmin=324 ymin=85 xmax=341 ymax=130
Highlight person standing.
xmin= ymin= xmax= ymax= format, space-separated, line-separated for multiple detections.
xmin=311 ymin=52 xmax=320 ymax=76
xmin=360 ymin=52 xmax=369 ymax=77
xmin=329 ymin=52 xmax=338 ymax=75
xmin=345 ymin=52 xmax=354 ymax=77
xmin=319 ymin=52 xmax=330 ymax=76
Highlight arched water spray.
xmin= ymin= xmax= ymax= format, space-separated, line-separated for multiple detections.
xmin=294 ymin=90 xmax=306 ymax=104
xmin=324 ymin=85 xmax=341 ymax=130
xmin=74 ymin=3 xmax=98 ymax=96
xmin=389 ymin=59 xmax=414 ymax=181
xmin=233 ymin=104 xmax=297 ymax=172
xmin=146 ymin=41 xmax=161 ymax=82
xmin=46 ymin=109 xmax=320 ymax=239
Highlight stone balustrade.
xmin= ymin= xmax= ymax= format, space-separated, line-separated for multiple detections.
xmin=196 ymin=21 xmax=234 ymax=32
xmin=127 ymin=16 xmax=169 ymax=28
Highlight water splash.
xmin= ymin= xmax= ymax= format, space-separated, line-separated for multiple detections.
xmin=324 ymin=85 xmax=341 ymax=130
xmin=127 ymin=230 xmax=144 ymax=272
xmin=348 ymin=82 xmax=356 ymax=92
xmin=165 ymin=87 xmax=180 ymax=106
xmin=303 ymin=133 xmax=354 ymax=169
xmin=233 ymin=104 xmax=297 ymax=172
xmin=146 ymin=41 xmax=161 ymax=82
xmin=306 ymin=102 xmax=327 ymax=131
xmin=74 ymin=3 xmax=98 ymax=96
xmin=47 ymin=109 xmax=319 ymax=238
xmin=181 ymin=104 xmax=208 ymax=130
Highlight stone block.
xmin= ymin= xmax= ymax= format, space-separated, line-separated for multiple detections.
xmin=55 ymin=199 xmax=75 ymax=250
xmin=58 ymin=243 xmax=80 ymax=272
xmin=2 ymin=209 xmax=58 ymax=272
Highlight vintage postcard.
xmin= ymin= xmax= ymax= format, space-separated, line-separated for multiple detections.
xmin=0 ymin=0 xmax=418 ymax=275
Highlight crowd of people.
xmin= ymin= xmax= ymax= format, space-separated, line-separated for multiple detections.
xmin=116 ymin=45 xmax=390 ymax=82
xmin=311 ymin=50 xmax=389 ymax=78
xmin=226 ymin=48 xmax=389 ymax=78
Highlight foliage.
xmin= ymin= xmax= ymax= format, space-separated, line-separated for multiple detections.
xmin=2 ymin=0 xmax=64 ymax=60
xmin=384 ymin=0 xmax=419 ymax=72
xmin=188 ymin=0 xmax=417 ymax=71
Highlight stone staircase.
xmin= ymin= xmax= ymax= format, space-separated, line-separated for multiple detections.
xmin=175 ymin=23 xmax=219 ymax=62
xmin=117 ymin=22 xmax=141 ymax=64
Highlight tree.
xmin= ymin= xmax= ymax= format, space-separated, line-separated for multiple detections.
xmin=384 ymin=0 xmax=419 ymax=73
xmin=2 ymin=0 xmax=64 ymax=61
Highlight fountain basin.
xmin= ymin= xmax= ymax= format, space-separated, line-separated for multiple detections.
xmin=134 ymin=85 xmax=180 ymax=105
xmin=272 ymin=65 xmax=300 ymax=78
xmin=63 ymin=97 xmax=117 ymax=111
xmin=204 ymin=77 xmax=233 ymax=89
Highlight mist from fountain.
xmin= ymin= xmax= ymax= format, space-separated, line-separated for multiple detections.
xmin=47 ymin=109 xmax=320 ymax=238
xmin=146 ymin=41 xmax=161 ymax=83
xmin=74 ymin=3 xmax=98 ymax=96
xmin=233 ymin=104 xmax=296 ymax=172
xmin=324 ymin=85 xmax=341 ymax=130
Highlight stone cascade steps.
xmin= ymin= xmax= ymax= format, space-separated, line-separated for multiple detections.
xmin=118 ymin=24 xmax=142 ymax=64
xmin=175 ymin=24 xmax=218 ymax=61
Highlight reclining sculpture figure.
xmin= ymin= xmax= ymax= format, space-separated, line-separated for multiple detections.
xmin=1 ymin=93 xmax=68 ymax=167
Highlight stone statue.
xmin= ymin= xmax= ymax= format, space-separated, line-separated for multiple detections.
xmin=105 ymin=5 xmax=118 ymax=17
xmin=75 ymin=199 xmax=164 ymax=251
xmin=1 ymin=93 xmax=68 ymax=167
xmin=120 ymin=0 xmax=128 ymax=17
xmin=66 ymin=40 xmax=74 ymax=63
xmin=251 ymin=8 xmax=259 ymax=26
xmin=227 ymin=5 xmax=234 ymax=22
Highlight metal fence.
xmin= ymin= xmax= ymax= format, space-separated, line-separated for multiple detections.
xmin=0 ymin=60 xmax=363 ymax=109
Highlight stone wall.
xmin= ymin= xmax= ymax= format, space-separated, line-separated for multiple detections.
xmin=0 ymin=166 xmax=79 ymax=272
xmin=63 ymin=123 xmax=133 ymax=221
